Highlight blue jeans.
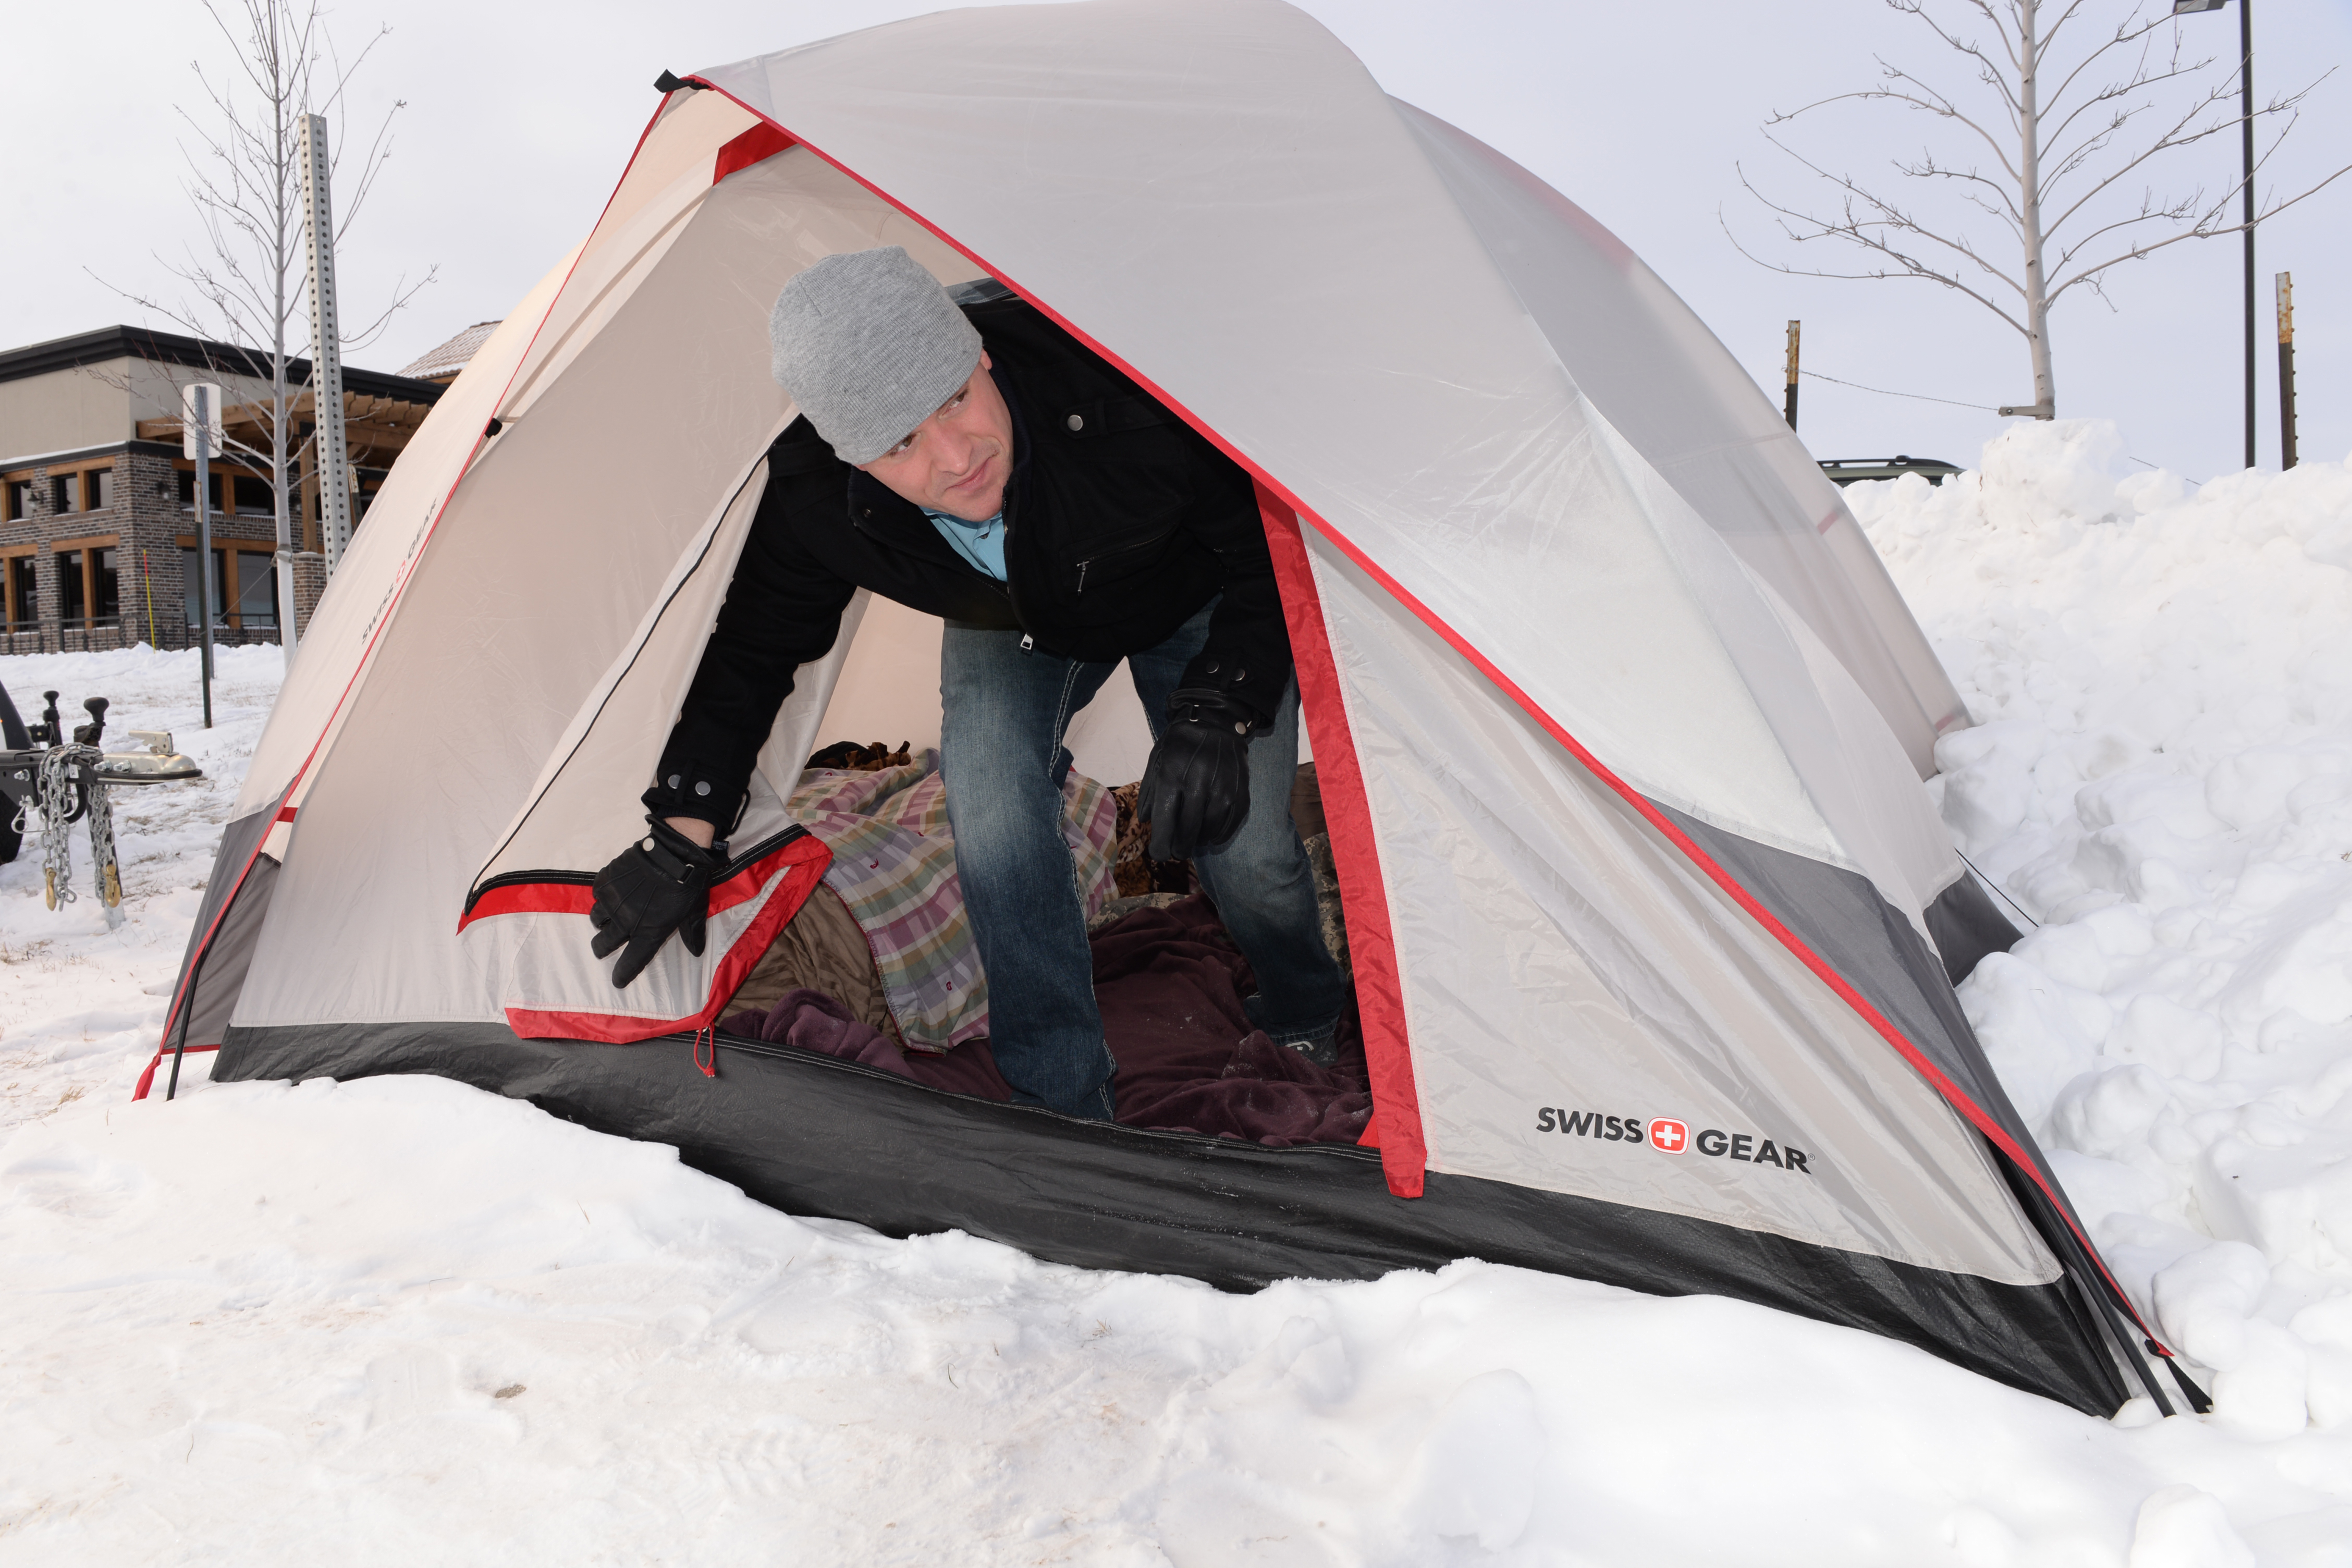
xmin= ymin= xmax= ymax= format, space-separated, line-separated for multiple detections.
xmin=939 ymin=602 xmax=1345 ymax=1118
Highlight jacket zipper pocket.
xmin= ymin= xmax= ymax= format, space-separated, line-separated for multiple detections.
xmin=1073 ymin=523 xmax=1177 ymax=596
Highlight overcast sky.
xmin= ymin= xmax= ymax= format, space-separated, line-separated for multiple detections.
xmin=5 ymin=0 xmax=2347 ymax=481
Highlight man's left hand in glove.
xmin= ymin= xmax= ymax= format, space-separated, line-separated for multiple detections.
xmin=1138 ymin=687 xmax=1260 ymax=860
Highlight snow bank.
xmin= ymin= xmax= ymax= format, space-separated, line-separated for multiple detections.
xmin=10 ymin=444 xmax=2352 ymax=1565
xmin=7 ymin=1069 xmax=2341 ymax=1565
xmin=1 ymin=645 xmax=282 ymax=1124
xmin=1851 ymin=426 xmax=2352 ymax=1457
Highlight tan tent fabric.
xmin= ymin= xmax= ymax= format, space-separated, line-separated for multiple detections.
xmin=181 ymin=0 xmax=2109 ymax=1317
xmin=153 ymin=0 xmax=2174 ymax=1419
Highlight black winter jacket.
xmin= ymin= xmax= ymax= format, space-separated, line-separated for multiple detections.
xmin=646 ymin=293 xmax=1289 ymax=831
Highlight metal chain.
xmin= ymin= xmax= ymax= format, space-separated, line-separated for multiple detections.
xmin=82 ymin=756 xmax=124 ymax=927
xmin=33 ymin=745 xmax=124 ymax=927
xmin=36 ymin=746 xmax=77 ymax=911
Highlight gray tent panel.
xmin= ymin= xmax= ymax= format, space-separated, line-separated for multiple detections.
xmin=209 ymin=1016 xmax=2133 ymax=1416
xmin=166 ymin=791 xmax=287 ymax=1054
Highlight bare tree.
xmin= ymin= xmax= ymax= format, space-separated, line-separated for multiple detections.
xmin=1727 ymin=1 xmax=2347 ymax=417
xmin=91 ymin=0 xmax=433 ymax=628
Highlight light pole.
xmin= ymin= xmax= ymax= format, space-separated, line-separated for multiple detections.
xmin=2174 ymin=0 xmax=2258 ymax=470
xmin=182 ymin=383 xmax=222 ymax=730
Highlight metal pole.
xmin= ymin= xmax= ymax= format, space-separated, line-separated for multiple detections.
xmin=195 ymin=388 xmax=215 ymax=731
xmin=2277 ymin=271 xmax=2297 ymax=470
xmin=2240 ymin=0 xmax=2257 ymax=470
xmin=300 ymin=114 xmax=353 ymax=586
xmin=1783 ymin=321 xmax=1802 ymax=430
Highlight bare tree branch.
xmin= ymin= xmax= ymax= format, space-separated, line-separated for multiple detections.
xmin=2052 ymin=123 xmax=2352 ymax=301
xmin=1730 ymin=0 xmax=2352 ymax=418
xmin=1749 ymin=139 xmax=2029 ymax=296
xmin=81 ymin=0 xmax=435 ymax=633
xmin=1723 ymin=170 xmax=2036 ymax=338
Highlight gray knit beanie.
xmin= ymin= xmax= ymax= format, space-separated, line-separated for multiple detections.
xmin=768 ymin=247 xmax=983 ymax=466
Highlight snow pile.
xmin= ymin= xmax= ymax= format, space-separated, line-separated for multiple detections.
xmin=8 ymin=1072 xmax=2343 ymax=1565
xmin=1850 ymin=424 xmax=2352 ymax=1450
xmin=11 ymin=445 xmax=2352 ymax=1565
xmin=1 ymin=645 xmax=283 ymax=1126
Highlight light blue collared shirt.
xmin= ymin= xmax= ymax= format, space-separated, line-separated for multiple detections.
xmin=923 ymin=507 xmax=1008 ymax=580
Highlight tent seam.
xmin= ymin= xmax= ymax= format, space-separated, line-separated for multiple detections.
xmin=1286 ymin=501 xmax=2168 ymax=1350
xmin=463 ymin=450 xmax=775 ymax=891
xmin=1259 ymin=490 xmax=1427 ymax=1194
xmin=146 ymin=90 xmax=682 ymax=1098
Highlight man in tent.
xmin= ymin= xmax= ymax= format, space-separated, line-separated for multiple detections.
xmin=585 ymin=246 xmax=1345 ymax=1120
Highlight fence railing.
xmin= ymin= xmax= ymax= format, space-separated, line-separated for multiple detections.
xmin=0 ymin=620 xmax=281 ymax=657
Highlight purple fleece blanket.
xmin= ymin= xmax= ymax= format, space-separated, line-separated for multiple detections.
xmin=720 ymin=895 xmax=1369 ymax=1146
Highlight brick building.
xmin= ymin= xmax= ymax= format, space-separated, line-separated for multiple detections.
xmin=0 ymin=326 xmax=448 ymax=654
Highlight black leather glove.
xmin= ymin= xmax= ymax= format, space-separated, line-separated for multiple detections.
xmin=590 ymin=818 xmax=724 ymax=988
xmin=1138 ymin=687 xmax=1257 ymax=860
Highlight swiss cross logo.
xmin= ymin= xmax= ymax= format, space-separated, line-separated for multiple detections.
xmin=1648 ymin=1118 xmax=1689 ymax=1154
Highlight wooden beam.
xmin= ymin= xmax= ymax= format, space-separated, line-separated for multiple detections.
xmin=141 ymin=387 xmax=431 ymax=458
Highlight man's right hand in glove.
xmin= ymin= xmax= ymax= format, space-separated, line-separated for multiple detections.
xmin=590 ymin=817 xmax=724 ymax=988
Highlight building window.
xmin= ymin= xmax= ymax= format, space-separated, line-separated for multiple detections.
xmin=54 ymin=541 xmax=120 ymax=630
xmin=178 ymin=469 xmax=227 ymax=511
xmin=59 ymin=550 xmax=85 ymax=623
xmin=94 ymin=546 xmax=121 ymax=624
xmin=236 ymin=550 xmax=278 ymax=628
xmin=4 ymin=553 xmax=34 ymax=629
xmin=182 ymin=545 xmax=229 ymax=628
xmin=112 ymin=545 xmax=169 ymax=638
xmin=51 ymin=475 xmax=78 ymax=515
xmin=87 ymin=469 xmax=114 ymax=512
xmin=5 ymin=477 xmax=31 ymax=521
xmin=176 ymin=537 xmax=282 ymax=632
xmin=233 ymin=474 xmax=273 ymax=514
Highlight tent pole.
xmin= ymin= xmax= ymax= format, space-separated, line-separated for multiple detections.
xmin=2082 ymin=1270 xmax=2177 ymax=1415
xmin=163 ymin=991 xmax=189 ymax=1101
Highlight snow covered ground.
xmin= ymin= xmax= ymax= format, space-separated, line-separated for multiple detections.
xmin=6 ymin=432 xmax=2352 ymax=1564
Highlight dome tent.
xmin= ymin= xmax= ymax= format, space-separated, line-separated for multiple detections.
xmin=141 ymin=0 xmax=2192 ymax=1418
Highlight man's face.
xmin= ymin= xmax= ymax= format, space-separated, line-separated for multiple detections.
xmin=856 ymin=352 xmax=1014 ymax=521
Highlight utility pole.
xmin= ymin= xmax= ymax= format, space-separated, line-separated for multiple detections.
xmin=1783 ymin=320 xmax=1801 ymax=430
xmin=300 ymin=113 xmax=352 ymax=598
xmin=183 ymin=383 xmax=222 ymax=730
xmin=2277 ymin=272 xmax=2297 ymax=470
xmin=2239 ymin=0 xmax=2257 ymax=469
xmin=2173 ymin=0 xmax=2262 ymax=466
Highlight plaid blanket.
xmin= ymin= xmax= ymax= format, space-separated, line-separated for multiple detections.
xmin=785 ymin=750 xmax=1117 ymax=1051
